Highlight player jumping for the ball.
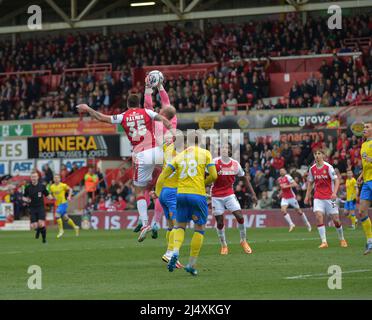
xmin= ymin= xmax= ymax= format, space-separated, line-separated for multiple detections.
xmin=211 ymin=144 xmax=257 ymax=255
xmin=77 ymin=94 xmax=175 ymax=242
xmin=278 ymin=168 xmax=311 ymax=232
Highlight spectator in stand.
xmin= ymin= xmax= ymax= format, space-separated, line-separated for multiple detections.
xmin=7 ymin=186 xmax=24 ymax=220
xmin=271 ymin=154 xmax=285 ymax=174
xmin=42 ymin=164 xmax=54 ymax=184
xmin=60 ymin=164 xmax=69 ymax=181
xmin=271 ymin=186 xmax=281 ymax=209
xmin=259 ymin=191 xmax=273 ymax=209
xmin=97 ymin=197 xmax=107 ymax=211
xmin=281 ymin=143 xmax=293 ymax=167
xmin=115 ymin=196 xmax=127 ymax=211
xmin=96 ymin=167 xmax=106 ymax=191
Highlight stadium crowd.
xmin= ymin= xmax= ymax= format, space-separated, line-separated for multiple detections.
xmin=0 ymin=14 xmax=371 ymax=119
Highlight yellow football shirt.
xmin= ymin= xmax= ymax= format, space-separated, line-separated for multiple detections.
xmin=169 ymin=146 xmax=214 ymax=196
xmin=361 ymin=139 xmax=372 ymax=182
xmin=162 ymin=143 xmax=178 ymax=189
xmin=345 ymin=178 xmax=357 ymax=201
xmin=50 ymin=183 xmax=70 ymax=206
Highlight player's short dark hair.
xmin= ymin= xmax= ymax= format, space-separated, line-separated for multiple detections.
xmin=127 ymin=94 xmax=140 ymax=108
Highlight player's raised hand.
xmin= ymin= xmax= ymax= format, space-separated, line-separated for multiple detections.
xmin=76 ymin=104 xmax=90 ymax=113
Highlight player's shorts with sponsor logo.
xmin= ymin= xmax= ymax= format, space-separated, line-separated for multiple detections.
xmin=280 ymin=197 xmax=300 ymax=209
xmin=344 ymin=200 xmax=356 ymax=211
xmin=56 ymin=202 xmax=68 ymax=217
xmin=313 ymin=199 xmax=339 ymax=215
xmin=132 ymin=146 xmax=163 ymax=187
xmin=159 ymin=187 xmax=177 ymax=220
xmin=360 ymin=180 xmax=372 ymax=201
xmin=29 ymin=206 xmax=46 ymax=223
xmin=176 ymin=193 xmax=208 ymax=226
xmin=212 ymin=194 xmax=241 ymax=216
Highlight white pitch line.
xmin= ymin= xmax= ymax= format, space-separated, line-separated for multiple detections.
xmin=285 ymin=269 xmax=371 ymax=280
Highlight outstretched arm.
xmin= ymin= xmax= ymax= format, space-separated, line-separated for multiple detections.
xmin=304 ymin=181 xmax=313 ymax=205
xmin=158 ymin=84 xmax=170 ymax=107
xmin=76 ymin=104 xmax=112 ymax=123
xmin=155 ymin=165 xmax=174 ymax=196
xmin=144 ymin=87 xmax=154 ymax=110
xmin=205 ymin=164 xmax=218 ymax=186
xmin=244 ymin=175 xmax=258 ymax=204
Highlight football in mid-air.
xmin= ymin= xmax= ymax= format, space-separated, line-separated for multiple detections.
xmin=147 ymin=70 xmax=164 ymax=88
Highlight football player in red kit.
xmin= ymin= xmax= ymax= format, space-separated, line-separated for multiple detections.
xmin=211 ymin=144 xmax=257 ymax=255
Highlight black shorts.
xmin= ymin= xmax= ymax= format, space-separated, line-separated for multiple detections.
xmin=29 ymin=206 xmax=46 ymax=223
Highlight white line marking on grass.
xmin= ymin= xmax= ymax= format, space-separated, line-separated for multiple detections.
xmin=285 ymin=269 xmax=371 ymax=280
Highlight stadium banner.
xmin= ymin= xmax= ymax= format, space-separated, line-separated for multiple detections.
xmin=280 ymin=128 xmax=338 ymax=143
xmin=27 ymin=135 xmax=121 ymax=159
xmin=36 ymin=159 xmax=61 ymax=174
xmin=90 ymin=209 xmax=355 ymax=230
xmin=249 ymin=130 xmax=280 ymax=143
xmin=62 ymin=158 xmax=87 ymax=171
xmin=0 ymin=124 xmax=32 ymax=137
xmin=0 ymin=161 xmax=9 ymax=175
xmin=10 ymin=160 xmax=35 ymax=176
xmin=32 ymin=120 xmax=118 ymax=136
xmin=177 ymin=112 xmax=333 ymax=130
xmin=0 ymin=140 xmax=28 ymax=160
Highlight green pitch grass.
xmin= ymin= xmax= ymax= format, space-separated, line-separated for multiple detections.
xmin=0 ymin=227 xmax=371 ymax=300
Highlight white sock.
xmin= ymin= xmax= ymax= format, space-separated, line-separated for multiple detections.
xmin=216 ymin=227 xmax=227 ymax=246
xmin=238 ymin=223 xmax=246 ymax=242
xmin=189 ymin=256 xmax=197 ymax=267
xmin=165 ymin=250 xmax=172 ymax=257
xmin=300 ymin=212 xmax=311 ymax=227
xmin=283 ymin=213 xmax=294 ymax=226
xmin=317 ymin=225 xmax=327 ymax=242
xmin=367 ymin=238 xmax=372 ymax=244
xmin=137 ymin=199 xmax=148 ymax=226
xmin=336 ymin=225 xmax=345 ymax=240
xmin=151 ymin=221 xmax=158 ymax=229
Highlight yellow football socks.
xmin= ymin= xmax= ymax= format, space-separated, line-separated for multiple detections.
xmin=57 ymin=218 xmax=63 ymax=232
xmin=167 ymin=229 xmax=175 ymax=252
xmin=67 ymin=218 xmax=77 ymax=229
xmin=173 ymin=227 xmax=185 ymax=253
xmin=361 ymin=216 xmax=372 ymax=240
xmin=350 ymin=214 xmax=357 ymax=227
xmin=190 ymin=230 xmax=204 ymax=259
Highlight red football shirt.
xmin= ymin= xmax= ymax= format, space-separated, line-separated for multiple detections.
xmin=278 ymin=174 xmax=296 ymax=199
xmin=211 ymin=157 xmax=245 ymax=197
xmin=308 ymin=162 xmax=337 ymax=200
xmin=111 ymin=108 xmax=159 ymax=153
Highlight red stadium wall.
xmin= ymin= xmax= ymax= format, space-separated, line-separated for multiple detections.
xmin=268 ymin=55 xmax=363 ymax=73
xmin=269 ymin=71 xmax=321 ymax=97
xmin=90 ymin=209 xmax=372 ymax=230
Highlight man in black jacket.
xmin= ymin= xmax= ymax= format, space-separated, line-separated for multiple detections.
xmin=23 ymin=172 xmax=49 ymax=243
